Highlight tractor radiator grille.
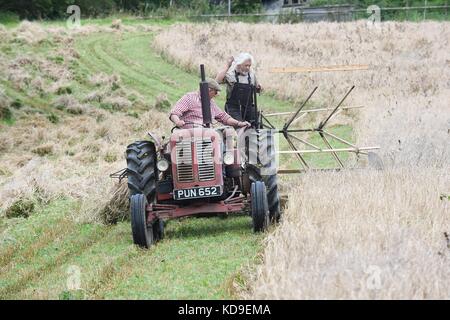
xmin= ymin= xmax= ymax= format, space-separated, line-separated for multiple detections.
xmin=176 ymin=141 xmax=194 ymax=182
xmin=196 ymin=139 xmax=215 ymax=181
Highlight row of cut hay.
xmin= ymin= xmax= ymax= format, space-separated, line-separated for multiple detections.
xmin=0 ymin=109 xmax=171 ymax=222
xmin=0 ymin=21 xmax=169 ymax=224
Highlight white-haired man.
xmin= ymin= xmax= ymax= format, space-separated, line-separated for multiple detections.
xmin=215 ymin=53 xmax=262 ymax=125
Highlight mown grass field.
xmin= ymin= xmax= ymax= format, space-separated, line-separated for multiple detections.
xmin=0 ymin=199 xmax=264 ymax=299
xmin=0 ymin=19 xmax=359 ymax=299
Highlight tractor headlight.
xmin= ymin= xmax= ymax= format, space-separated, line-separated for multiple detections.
xmin=223 ymin=152 xmax=234 ymax=165
xmin=157 ymin=158 xmax=170 ymax=172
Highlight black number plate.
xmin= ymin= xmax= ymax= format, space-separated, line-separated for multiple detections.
xmin=173 ymin=186 xmax=222 ymax=200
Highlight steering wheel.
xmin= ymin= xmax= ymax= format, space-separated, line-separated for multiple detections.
xmin=171 ymin=121 xmax=206 ymax=133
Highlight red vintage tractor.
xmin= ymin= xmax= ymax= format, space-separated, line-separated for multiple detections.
xmin=117 ymin=65 xmax=381 ymax=249
xmin=123 ymin=66 xmax=280 ymax=248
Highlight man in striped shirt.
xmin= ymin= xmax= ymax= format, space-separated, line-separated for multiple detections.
xmin=169 ymin=78 xmax=251 ymax=129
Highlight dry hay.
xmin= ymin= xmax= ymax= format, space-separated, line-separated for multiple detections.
xmin=154 ymin=21 xmax=450 ymax=167
xmin=0 ymin=106 xmax=171 ymax=223
xmin=155 ymin=21 xmax=450 ymax=299
xmin=12 ymin=21 xmax=49 ymax=45
xmin=240 ymin=168 xmax=450 ymax=299
xmin=0 ymin=22 xmax=174 ymax=223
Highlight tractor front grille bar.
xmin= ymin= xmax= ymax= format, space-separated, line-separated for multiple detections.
xmin=176 ymin=141 xmax=194 ymax=182
xmin=196 ymin=139 xmax=215 ymax=181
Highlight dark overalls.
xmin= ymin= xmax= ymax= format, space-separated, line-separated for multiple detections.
xmin=225 ymin=71 xmax=257 ymax=124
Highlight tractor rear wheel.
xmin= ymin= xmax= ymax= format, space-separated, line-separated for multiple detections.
xmin=130 ymin=194 xmax=154 ymax=248
xmin=246 ymin=130 xmax=281 ymax=222
xmin=264 ymin=174 xmax=281 ymax=222
xmin=251 ymin=181 xmax=269 ymax=232
xmin=126 ymin=141 xmax=157 ymax=199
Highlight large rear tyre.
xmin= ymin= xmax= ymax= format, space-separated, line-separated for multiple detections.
xmin=246 ymin=130 xmax=281 ymax=222
xmin=126 ymin=141 xmax=157 ymax=199
xmin=130 ymin=194 xmax=154 ymax=248
xmin=251 ymin=181 xmax=269 ymax=233
xmin=265 ymin=174 xmax=281 ymax=222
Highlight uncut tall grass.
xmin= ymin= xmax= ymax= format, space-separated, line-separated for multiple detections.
xmin=154 ymin=21 xmax=450 ymax=166
xmin=155 ymin=21 xmax=450 ymax=299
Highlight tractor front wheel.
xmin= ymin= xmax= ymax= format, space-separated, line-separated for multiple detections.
xmin=130 ymin=194 xmax=154 ymax=248
xmin=251 ymin=181 xmax=270 ymax=233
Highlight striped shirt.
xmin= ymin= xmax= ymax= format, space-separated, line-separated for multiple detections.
xmin=169 ymin=91 xmax=231 ymax=129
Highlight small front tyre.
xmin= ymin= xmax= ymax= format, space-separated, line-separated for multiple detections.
xmin=251 ymin=181 xmax=270 ymax=232
xmin=130 ymin=194 xmax=154 ymax=248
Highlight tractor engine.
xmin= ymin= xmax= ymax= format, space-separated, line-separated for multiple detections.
xmin=170 ymin=128 xmax=223 ymax=201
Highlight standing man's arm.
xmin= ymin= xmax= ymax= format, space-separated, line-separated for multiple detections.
xmin=215 ymin=56 xmax=234 ymax=84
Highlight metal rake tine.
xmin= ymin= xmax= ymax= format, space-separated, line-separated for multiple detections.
xmin=285 ymin=134 xmax=310 ymax=169
xmin=318 ymin=85 xmax=355 ymax=130
xmin=283 ymin=87 xmax=318 ymax=131
xmin=261 ymin=112 xmax=276 ymax=129
xmin=286 ymin=132 xmax=321 ymax=150
xmin=321 ymin=129 xmax=358 ymax=148
xmin=319 ymin=132 xmax=344 ymax=168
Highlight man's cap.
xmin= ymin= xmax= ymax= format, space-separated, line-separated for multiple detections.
xmin=206 ymin=78 xmax=221 ymax=92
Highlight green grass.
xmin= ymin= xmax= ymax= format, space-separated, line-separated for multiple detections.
xmin=0 ymin=199 xmax=262 ymax=299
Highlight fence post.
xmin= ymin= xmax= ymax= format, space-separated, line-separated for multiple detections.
xmin=406 ymin=0 xmax=409 ymax=20
xmin=423 ymin=0 xmax=427 ymax=20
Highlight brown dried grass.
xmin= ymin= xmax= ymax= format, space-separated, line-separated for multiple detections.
xmin=154 ymin=21 xmax=450 ymax=167
xmin=155 ymin=21 xmax=450 ymax=299
xmin=0 ymin=108 xmax=171 ymax=222
xmin=240 ymin=168 xmax=450 ymax=299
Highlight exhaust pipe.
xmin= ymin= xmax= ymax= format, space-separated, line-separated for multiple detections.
xmin=199 ymin=64 xmax=212 ymax=128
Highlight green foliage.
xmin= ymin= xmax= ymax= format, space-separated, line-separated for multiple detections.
xmin=0 ymin=0 xmax=266 ymax=21
xmin=56 ymin=86 xmax=73 ymax=95
xmin=59 ymin=290 xmax=85 ymax=300
xmin=0 ymin=11 xmax=20 ymax=25
xmin=309 ymin=0 xmax=448 ymax=6
xmin=10 ymin=99 xmax=23 ymax=109
xmin=5 ymin=198 xmax=35 ymax=219
xmin=47 ymin=112 xmax=59 ymax=124
xmin=0 ymin=105 xmax=12 ymax=121
xmin=231 ymin=0 xmax=262 ymax=14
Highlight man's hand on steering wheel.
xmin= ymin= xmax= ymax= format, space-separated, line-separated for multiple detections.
xmin=175 ymin=120 xmax=185 ymax=128
xmin=236 ymin=121 xmax=251 ymax=128
xmin=171 ymin=121 xmax=205 ymax=132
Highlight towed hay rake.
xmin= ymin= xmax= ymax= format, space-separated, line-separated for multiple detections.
xmin=111 ymin=64 xmax=380 ymax=248
xmin=261 ymin=85 xmax=381 ymax=173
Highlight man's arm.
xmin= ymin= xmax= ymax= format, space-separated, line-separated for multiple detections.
xmin=215 ymin=56 xmax=234 ymax=84
xmin=212 ymin=102 xmax=250 ymax=128
xmin=170 ymin=114 xmax=185 ymax=128
xmin=224 ymin=117 xmax=251 ymax=128
xmin=169 ymin=94 xmax=190 ymax=127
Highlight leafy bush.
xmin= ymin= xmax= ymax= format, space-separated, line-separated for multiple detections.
xmin=5 ymin=197 xmax=35 ymax=219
